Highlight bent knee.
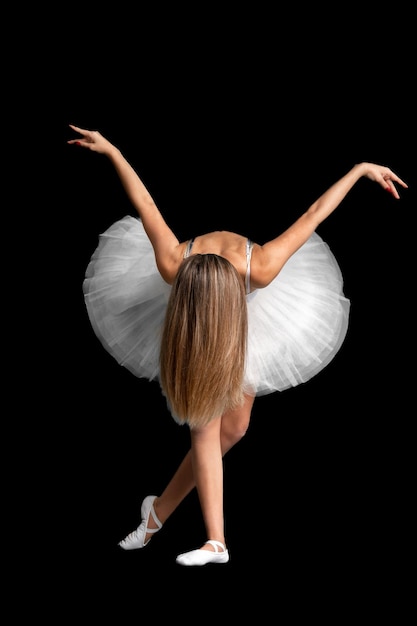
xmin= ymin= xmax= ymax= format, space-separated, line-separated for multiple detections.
xmin=222 ymin=418 xmax=250 ymax=446
xmin=221 ymin=395 xmax=254 ymax=447
xmin=232 ymin=425 xmax=249 ymax=443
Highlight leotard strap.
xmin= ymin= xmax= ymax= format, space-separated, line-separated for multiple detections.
xmin=246 ymin=239 xmax=253 ymax=295
xmin=184 ymin=238 xmax=195 ymax=258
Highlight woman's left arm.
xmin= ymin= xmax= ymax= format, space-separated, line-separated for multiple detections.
xmin=68 ymin=125 xmax=181 ymax=281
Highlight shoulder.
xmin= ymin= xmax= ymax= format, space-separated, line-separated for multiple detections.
xmin=249 ymin=244 xmax=286 ymax=289
xmin=157 ymin=241 xmax=189 ymax=284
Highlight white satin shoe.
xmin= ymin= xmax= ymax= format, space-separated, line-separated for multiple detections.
xmin=118 ymin=495 xmax=162 ymax=550
xmin=176 ymin=540 xmax=229 ymax=566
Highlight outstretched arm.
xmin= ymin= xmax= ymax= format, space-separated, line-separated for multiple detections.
xmin=255 ymin=162 xmax=408 ymax=286
xmin=68 ymin=125 xmax=180 ymax=281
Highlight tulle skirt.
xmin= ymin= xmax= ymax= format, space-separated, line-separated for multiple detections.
xmin=83 ymin=215 xmax=350 ymax=397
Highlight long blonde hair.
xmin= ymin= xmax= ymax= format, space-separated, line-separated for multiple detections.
xmin=159 ymin=254 xmax=248 ymax=429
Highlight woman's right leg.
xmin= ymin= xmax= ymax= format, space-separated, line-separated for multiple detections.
xmin=119 ymin=394 xmax=254 ymax=548
xmin=142 ymin=394 xmax=255 ymax=543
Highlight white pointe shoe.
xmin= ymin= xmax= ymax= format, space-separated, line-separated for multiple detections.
xmin=118 ymin=495 xmax=162 ymax=550
xmin=176 ymin=540 xmax=229 ymax=566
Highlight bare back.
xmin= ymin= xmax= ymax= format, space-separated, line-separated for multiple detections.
xmin=163 ymin=230 xmax=290 ymax=291
xmin=180 ymin=231 xmax=257 ymax=292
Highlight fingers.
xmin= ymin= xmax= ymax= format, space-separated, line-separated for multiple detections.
xmin=383 ymin=168 xmax=408 ymax=199
xmin=67 ymin=137 xmax=90 ymax=148
xmin=68 ymin=124 xmax=89 ymax=139
xmin=67 ymin=124 xmax=98 ymax=149
xmin=370 ymin=164 xmax=407 ymax=199
xmin=67 ymin=124 xmax=87 ymax=146
xmin=391 ymin=174 xmax=408 ymax=189
xmin=385 ymin=182 xmax=401 ymax=199
xmin=382 ymin=167 xmax=408 ymax=186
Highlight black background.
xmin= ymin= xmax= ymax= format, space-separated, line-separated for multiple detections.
xmin=24 ymin=8 xmax=415 ymax=620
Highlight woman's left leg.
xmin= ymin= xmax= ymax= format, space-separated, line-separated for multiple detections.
xmin=119 ymin=394 xmax=255 ymax=559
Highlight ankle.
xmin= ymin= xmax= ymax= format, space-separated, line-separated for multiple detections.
xmin=153 ymin=497 xmax=173 ymax=526
xmin=152 ymin=497 xmax=162 ymax=525
xmin=203 ymin=540 xmax=227 ymax=552
xmin=145 ymin=497 xmax=163 ymax=531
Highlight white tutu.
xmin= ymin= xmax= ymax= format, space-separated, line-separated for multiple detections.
xmin=83 ymin=215 xmax=350 ymax=396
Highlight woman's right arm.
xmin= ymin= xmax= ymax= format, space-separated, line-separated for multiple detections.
xmin=253 ymin=162 xmax=408 ymax=288
xmin=68 ymin=125 xmax=180 ymax=280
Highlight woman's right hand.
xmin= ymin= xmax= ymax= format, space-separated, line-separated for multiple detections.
xmin=67 ymin=124 xmax=117 ymax=156
xmin=359 ymin=162 xmax=408 ymax=199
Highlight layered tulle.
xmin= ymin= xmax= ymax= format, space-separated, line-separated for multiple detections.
xmin=83 ymin=216 xmax=171 ymax=382
xmin=244 ymin=234 xmax=350 ymax=394
xmin=83 ymin=215 xmax=350 ymax=396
